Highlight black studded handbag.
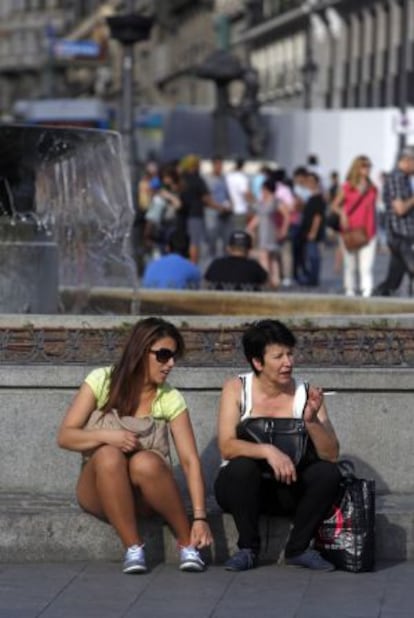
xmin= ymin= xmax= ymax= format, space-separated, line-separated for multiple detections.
xmin=236 ymin=416 xmax=310 ymax=467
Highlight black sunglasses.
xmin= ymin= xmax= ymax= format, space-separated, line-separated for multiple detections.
xmin=149 ymin=348 xmax=178 ymax=363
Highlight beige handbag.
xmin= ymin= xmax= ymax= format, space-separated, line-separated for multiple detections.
xmin=84 ymin=408 xmax=170 ymax=460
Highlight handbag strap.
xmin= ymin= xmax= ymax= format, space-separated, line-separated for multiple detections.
xmin=338 ymin=458 xmax=357 ymax=480
xmin=239 ymin=373 xmax=251 ymax=419
xmin=346 ymin=191 xmax=367 ymax=217
xmin=293 ymin=381 xmax=309 ymax=418
xmin=238 ymin=372 xmax=308 ymax=419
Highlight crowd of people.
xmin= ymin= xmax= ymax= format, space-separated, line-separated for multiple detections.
xmin=132 ymin=149 xmax=414 ymax=297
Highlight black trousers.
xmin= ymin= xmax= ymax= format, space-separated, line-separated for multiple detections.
xmin=375 ymin=236 xmax=409 ymax=294
xmin=214 ymin=457 xmax=341 ymax=558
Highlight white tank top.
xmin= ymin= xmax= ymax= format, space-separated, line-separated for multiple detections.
xmin=238 ymin=372 xmax=308 ymax=420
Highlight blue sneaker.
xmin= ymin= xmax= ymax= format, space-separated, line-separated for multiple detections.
xmin=123 ymin=544 xmax=147 ymax=574
xmin=225 ymin=548 xmax=257 ymax=571
xmin=285 ymin=549 xmax=335 ymax=571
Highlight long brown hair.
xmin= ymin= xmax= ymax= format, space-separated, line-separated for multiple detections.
xmin=103 ymin=317 xmax=185 ymax=416
xmin=346 ymin=155 xmax=373 ymax=189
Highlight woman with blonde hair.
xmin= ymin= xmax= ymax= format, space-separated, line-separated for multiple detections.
xmin=331 ymin=155 xmax=377 ymax=297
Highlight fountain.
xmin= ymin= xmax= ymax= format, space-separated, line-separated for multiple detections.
xmin=0 ymin=124 xmax=136 ymax=313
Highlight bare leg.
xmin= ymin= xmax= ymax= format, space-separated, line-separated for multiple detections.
xmin=268 ymin=252 xmax=281 ymax=288
xmin=256 ymin=249 xmax=279 ymax=288
xmin=76 ymin=445 xmax=143 ymax=548
xmin=129 ymin=451 xmax=192 ymax=546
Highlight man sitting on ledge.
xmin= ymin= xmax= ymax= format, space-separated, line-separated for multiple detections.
xmin=204 ymin=230 xmax=268 ymax=291
xmin=141 ymin=228 xmax=201 ymax=290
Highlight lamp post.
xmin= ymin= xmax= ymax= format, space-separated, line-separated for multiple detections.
xmin=106 ymin=13 xmax=153 ymax=185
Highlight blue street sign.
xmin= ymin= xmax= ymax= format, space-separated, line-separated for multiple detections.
xmin=52 ymin=40 xmax=100 ymax=59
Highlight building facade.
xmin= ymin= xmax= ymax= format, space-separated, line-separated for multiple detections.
xmin=1 ymin=0 xmax=413 ymax=117
xmin=0 ymin=0 xmax=220 ymax=120
xmin=1 ymin=0 xmax=413 ymax=170
xmin=0 ymin=0 xmax=124 ymax=119
xmin=237 ymin=0 xmax=414 ymax=113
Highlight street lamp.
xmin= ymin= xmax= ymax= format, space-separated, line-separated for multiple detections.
xmin=106 ymin=13 xmax=153 ymax=184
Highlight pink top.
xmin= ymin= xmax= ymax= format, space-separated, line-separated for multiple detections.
xmin=275 ymin=183 xmax=295 ymax=207
xmin=342 ymin=181 xmax=377 ymax=240
xmin=274 ymin=182 xmax=299 ymax=225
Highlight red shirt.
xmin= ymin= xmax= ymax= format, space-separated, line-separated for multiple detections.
xmin=342 ymin=181 xmax=377 ymax=240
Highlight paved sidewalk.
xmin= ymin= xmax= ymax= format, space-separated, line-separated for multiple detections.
xmin=0 ymin=560 xmax=413 ymax=618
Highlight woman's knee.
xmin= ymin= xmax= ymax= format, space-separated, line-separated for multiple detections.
xmin=302 ymin=460 xmax=341 ymax=491
xmin=91 ymin=445 xmax=127 ymax=474
xmin=129 ymin=450 xmax=170 ymax=483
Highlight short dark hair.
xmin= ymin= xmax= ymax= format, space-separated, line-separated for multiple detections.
xmin=242 ymin=319 xmax=296 ymax=374
xmin=168 ymin=228 xmax=190 ymax=256
xmin=272 ymin=168 xmax=288 ymax=184
xmin=262 ymin=178 xmax=276 ymax=193
xmin=307 ymin=154 xmax=319 ymax=166
xmin=308 ymin=172 xmax=320 ymax=184
xmin=293 ymin=166 xmax=308 ymax=178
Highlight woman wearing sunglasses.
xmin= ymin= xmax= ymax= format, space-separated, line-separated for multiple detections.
xmin=57 ymin=317 xmax=212 ymax=574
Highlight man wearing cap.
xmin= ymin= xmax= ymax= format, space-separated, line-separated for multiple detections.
xmin=373 ymin=147 xmax=414 ymax=296
xmin=204 ymin=230 xmax=268 ymax=291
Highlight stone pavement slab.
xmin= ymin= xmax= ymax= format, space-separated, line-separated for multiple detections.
xmin=1 ymin=561 xmax=414 ymax=618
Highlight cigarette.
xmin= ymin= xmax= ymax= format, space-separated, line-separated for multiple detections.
xmin=323 ymin=391 xmax=337 ymax=396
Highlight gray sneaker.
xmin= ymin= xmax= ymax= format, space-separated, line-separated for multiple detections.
xmin=123 ymin=544 xmax=147 ymax=574
xmin=179 ymin=545 xmax=205 ymax=572
xmin=285 ymin=549 xmax=335 ymax=571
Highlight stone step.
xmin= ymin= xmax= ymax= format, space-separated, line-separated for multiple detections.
xmin=0 ymin=493 xmax=412 ymax=565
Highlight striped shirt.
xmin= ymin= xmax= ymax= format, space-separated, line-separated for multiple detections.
xmin=383 ymin=168 xmax=414 ymax=238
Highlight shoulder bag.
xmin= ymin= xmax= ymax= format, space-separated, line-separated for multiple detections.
xmin=342 ymin=227 xmax=369 ymax=251
xmin=236 ymin=416 xmax=309 ymax=466
xmin=84 ymin=408 xmax=170 ymax=460
xmin=341 ymin=193 xmax=369 ymax=251
xmin=235 ymin=376 xmax=317 ymax=471
xmin=314 ymin=460 xmax=376 ymax=572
